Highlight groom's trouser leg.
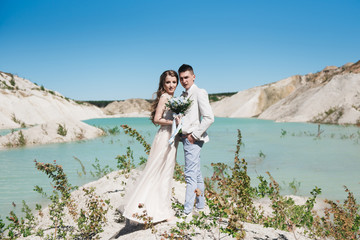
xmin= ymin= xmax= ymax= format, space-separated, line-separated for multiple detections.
xmin=183 ymin=138 xmax=204 ymax=215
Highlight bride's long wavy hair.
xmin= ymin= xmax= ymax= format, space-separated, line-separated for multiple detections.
xmin=150 ymin=70 xmax=179 ymax=125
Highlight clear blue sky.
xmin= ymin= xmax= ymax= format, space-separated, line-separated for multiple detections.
xmin=1 ymin=0 xmax=359 ymax=100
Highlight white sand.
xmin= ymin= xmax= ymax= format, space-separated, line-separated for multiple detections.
xmin=0 ymin=72 xmax=154 ymax=149
xmin=259 ymin=73 xmax=360 ymax=123
xmin=0 ymin=119 xmax=104 ymax=150
xmin=211 ymin=62 xmax=360 ymax=125
xmin=0 ymin=72 xmax=108 ymax=149
xmin=0 ymin=72 xmax=105 ymax=130
xmin=19 ymin=170 xmax=327 ymax=240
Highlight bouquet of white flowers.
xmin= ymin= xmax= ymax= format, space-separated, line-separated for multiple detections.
xmin=166 ymin=96 xmax=192 ymax=144
xmin=166 ymin=96 xmax=192 ymax=115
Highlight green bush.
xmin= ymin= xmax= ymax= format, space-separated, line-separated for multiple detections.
xmin=57 ymin=124 xmax=67 ymax=136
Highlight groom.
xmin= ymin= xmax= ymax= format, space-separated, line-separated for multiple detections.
xmin=178 ymin=64 xmax=214 ymax=217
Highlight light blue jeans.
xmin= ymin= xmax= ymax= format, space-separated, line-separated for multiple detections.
xmin=182 ymin=138 xmax=205 ymax=215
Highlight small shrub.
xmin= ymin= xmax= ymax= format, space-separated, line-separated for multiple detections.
xmin=10 ymin=78 xmax=15 ymax=87
xmin=18 ymin=130 xmax=26 ymax=147
xmin=1 ymin=81 xmax=14 ymax=90
xmin=57 ymin=124 xmax=67 ymax=136
xmin=0 ymin=216 xmax=5 ymax=239
xmin=34 ymin=160 xmax=111 ymax=239
xmin=209 ymin=95 xmax=219 ymax=102
xmin=34 ymin=160 xmax=78 ymax=239
xmin=310 ymin=186 xmax=360 ymax=239
xmin=173 ymin=162 xmax=185 ymax=183
xmin=76 ymin=187 xmax=110 ymax=239
xmin=288 ymin=178 xmax=301 ymax=195
xmin=75 ymin=128 xmax=85 ymax=140
xmin=258 ymin=150 xmax=266 ymax=159
xmin=11 ymin=113 xmax=26 ymax=127
xmin=116 ymin=147 xmax=136 ymax=175
xmin=262 ymin=172 xmax=321 ymax=234
xmin=4 ymin=201 xmax=37 ymax=238
xmin=312 ymin=106 xmax=344 ymax=124
xmin=90 ymin=158 xmax=113 ymax=178
xmin=107 ymin=126 xmax=120 ymax=135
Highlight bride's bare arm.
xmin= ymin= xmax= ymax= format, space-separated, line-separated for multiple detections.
xmin=153 ymin=95 xmax=173 ymax=126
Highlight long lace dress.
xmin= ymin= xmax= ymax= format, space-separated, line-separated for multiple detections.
xmin=122 ymin=104 xmax=178 ymax=223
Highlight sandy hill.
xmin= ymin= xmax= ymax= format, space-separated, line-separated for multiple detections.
xmin=211 ymin=61 xmax=360 ymax=125
xmin=103 ymin=98 xmax=151 ymax=117
xmin=0 ymin=71 xmax=106 ymax=149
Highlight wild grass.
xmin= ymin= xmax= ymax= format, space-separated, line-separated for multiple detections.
xmin=11 ymin=114 xmax=26 ymax=128
xmin=91 ymin=158 xmax=114 ymax=178
xmin=9 ymin=76 xmax=15 ymax=87
xmin=280 ymin=124 xmax=360 ymax=144
xmin=208 ymin=92 xmax=237 ymax=103
xmin=312 ymin=106 xmax=345 ymax=124
xmin=4 ymin=130 xmax=27 ymax=148
xmin=107 ymin=126 xmax=120 ymax=135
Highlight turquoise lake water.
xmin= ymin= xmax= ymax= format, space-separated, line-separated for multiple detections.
xmin=1 ymin=117 xmax=359 ymax=219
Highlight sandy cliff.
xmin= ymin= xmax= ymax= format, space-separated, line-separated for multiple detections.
xmin=0 ymin=71 xmax=105 ymax=129
xmin=212 ymin=61 xmax=360 ymax=124
xmin=211 ymin=75 xmax=302 ymax=118
xmin=0 ymin=71 xmax=106 ymax=149
xmin=103 ymin=98 xmax=151 ymax=117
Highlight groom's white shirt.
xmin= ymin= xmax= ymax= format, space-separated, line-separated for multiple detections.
xmin=181 ymin=84 xmax=214 ymax=143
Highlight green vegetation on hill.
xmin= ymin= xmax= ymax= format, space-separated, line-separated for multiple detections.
xmin=83 ymin=99 xmax=153 ymax=108
xmin=82 ymin=100 xmax=116 ymax=108
xmin=208 ymin=91 xmax=237 ymax=102
xmin=81 ymin=92 xmax=237 ymax=108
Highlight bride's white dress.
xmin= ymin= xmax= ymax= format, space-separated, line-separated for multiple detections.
xmin=122 ymin=104 xmax=178 ymax=223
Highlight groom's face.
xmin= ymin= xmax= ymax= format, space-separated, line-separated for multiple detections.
xmin=179 ymin=70 xmax=195 ymax=90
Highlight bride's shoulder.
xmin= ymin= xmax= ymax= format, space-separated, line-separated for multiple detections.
xmin=160 ymin=92 xmax=171 ymax=99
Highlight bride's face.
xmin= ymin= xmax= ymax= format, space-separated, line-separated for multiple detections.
xmin=163 ymin=75 xmax=177 ymax=95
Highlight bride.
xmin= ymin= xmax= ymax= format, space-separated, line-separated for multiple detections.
xmin=122 ymin=70 xmax=180 ymax=223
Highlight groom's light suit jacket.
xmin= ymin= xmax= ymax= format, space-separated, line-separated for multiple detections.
xmin=181 ymin=84 xmax=214 ymax=143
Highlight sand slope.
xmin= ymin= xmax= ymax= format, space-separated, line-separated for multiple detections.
xmin=102 ymin=98 xmax=151 ymax=117
xmin=212 ymin=61 xmax=360 ymax=124
xmin=0 ymin=71 xmax=105 ymax=129
xmin=0 ymin=71 xmax=106 ymax=149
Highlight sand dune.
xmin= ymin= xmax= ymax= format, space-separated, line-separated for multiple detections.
xmin=211 ymin=61 xmax=360 ymax=125
xmin=0 ymin=71 xmax=106 ymax=149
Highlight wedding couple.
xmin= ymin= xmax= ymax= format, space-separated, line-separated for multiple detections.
xmin=122 ymin=64 xmax=214 ymax=223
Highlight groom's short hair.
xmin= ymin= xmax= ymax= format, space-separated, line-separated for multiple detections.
xmin=178 ymin=64 xmax=194 ymax=74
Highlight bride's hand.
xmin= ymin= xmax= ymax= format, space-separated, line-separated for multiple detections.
xmin=175 ymin=115 xmax=181 ymax=125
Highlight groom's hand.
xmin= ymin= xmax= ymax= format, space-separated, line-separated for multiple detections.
xmin=187 ymin=134 xmax=196 ymax=144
